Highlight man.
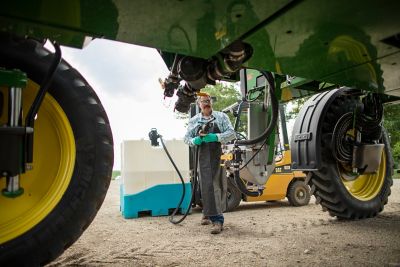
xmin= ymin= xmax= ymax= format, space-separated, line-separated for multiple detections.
xmin=184 ymin=92 xmax=236 ymax=234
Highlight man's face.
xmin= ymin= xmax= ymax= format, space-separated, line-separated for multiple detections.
xmin=199 ymin=96 xmax=212 ymax=114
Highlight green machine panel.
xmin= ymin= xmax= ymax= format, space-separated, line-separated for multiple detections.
xmin=0 ymin=0 xmax=399 ymax=95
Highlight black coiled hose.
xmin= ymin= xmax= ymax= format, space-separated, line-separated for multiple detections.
xmin=332 ymin=112 xmax=354 ymax=163
xmin=331 ymin=93 xmax=384 ymax=164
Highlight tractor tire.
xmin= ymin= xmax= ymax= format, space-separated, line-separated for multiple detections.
xmin=287 ymin=180 xmax=311 ymax=206
xmin=309 ymin=94 xmax=393 ymax=219
xmin=0 ymin=34 xmax=113 ymax=265
xmin=226 ymin=177 xmax=242 ymax=212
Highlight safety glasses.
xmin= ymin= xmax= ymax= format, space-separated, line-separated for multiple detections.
xmin=200 ymin=99 xmax=211 ymax=104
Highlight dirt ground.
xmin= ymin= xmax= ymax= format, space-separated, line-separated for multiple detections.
xmin=49 ymin=180 xmax=400 ymax=266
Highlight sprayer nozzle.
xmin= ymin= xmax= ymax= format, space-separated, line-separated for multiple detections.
xmin=148 ymin=128 xmax=160 ymax=146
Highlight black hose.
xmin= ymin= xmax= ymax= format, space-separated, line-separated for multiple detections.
xmin=236 ymin=71 xmax=279 ymax=146
xmin=332 ymin=112 xmax=353 ymax=163
xmin=233 ymin=171 xmax=262 ymax=197
xmin=159 ymin=136 xmax=198 ymax=224
xmin=25 ymin=40 xmax=61 ymax=163
xmin=26 ymin=40 xmax=61 ymax=127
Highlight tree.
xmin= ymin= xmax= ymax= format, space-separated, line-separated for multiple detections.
xmin=392 ymin=142 xmax=400 ymax=168
xmin=384 ymin=104 xmax=400 ymax=145
xmin=384 ymin=104 xmax=400 ymax=166
xmin=285 ymin=96 xmax=310 ymax=121
xmin=202 ymin=82 xmax=241 ymax=111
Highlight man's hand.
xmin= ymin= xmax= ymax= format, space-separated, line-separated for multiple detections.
xmin=191 ymin=136 xmax=203 ymax=146
xmin=202 ymin=133 xmax=218 ymax=143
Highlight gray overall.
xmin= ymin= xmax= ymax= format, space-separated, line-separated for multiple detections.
xmin=198 ymin=122 xmax=227 ymax=217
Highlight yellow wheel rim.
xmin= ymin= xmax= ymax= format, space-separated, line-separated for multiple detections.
xmin=340 ymin=152 xmax=386 ymax=201
xmin=0 ymin=80 xmax=75 ymax=244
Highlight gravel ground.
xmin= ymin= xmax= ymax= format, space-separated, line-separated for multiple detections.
xmin=49 ymin=179 xmax=400 ymax=266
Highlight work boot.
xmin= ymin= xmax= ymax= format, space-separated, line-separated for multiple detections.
xmin=210 ymin=222 xmax=223 ymax=234
xmin=201 ymin=216 xmax=211 ymax=225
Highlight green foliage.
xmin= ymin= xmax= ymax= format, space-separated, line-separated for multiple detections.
xmin=202 ymin=82 xmax=241 ymax=110
xmin=202 ymin=82 xmax=247 ymax=134
xmin=112 ymin=170 xmax=121 ymax=179
xmin=285 ymin=96 xmax=310 ymax=121
xmin=383 ymin=104 xmax=400 ymax=164
xmin=384 ymin=104 xmax=400 ymax=145
xmin=392 ymin=142 xmax=400 ymax=167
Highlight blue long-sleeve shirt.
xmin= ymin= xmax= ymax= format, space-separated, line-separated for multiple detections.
xmin=184 ymin=111 xmax=236 ymax=146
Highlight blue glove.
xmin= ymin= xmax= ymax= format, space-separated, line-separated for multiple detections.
xmin=191 ymin=136 xmax=203 ymax=145
xmin=202 ymin=133 xmax=218 ymax=143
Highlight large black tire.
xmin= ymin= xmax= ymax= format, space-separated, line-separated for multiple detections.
xmin=225 ymin=177 xmax=242 ymax=212
xmin=309 ymin=94 xmax=393 ymax=219
xmin=0 ymin=35 xmax=113 ymax=265
xmin=287 ymin=180 xmax=311 ymax=206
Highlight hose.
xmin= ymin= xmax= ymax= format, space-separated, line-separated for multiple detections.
xmin=26 ymin=40 xmax=61 ymax=127
xmin=26 ymin=40 xmax=61 ymax=163
xmin=233 ymin=171 xmax=261 ymax=197
xmin=159 ymin=135 xmax=198 ymax=224
xmin=332 ymin=112 xmax=353 ymax=163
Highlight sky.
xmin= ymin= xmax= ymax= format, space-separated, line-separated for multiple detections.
xmin=59 ymin=39 xmax=188 ymax=170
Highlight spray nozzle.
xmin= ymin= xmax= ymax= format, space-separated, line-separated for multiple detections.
xmin=198 ymin=117 xmax=216 ymax=135
xmin=148 ymin=128 xmax=161 ymax=146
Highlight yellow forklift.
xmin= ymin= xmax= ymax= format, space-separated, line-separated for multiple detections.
xmin=230 ymin=149 xmax=310 ymax=210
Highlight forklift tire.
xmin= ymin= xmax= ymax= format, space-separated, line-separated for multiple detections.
xmin=0 ymin=35 xmax=113 ymax=265
xmin=309 ymin=95 xmax=393 ymax=219
xmin=287 ymin=180 xmax=311 ymax=206
xmin=226 ymin=178 xmax=242 ymax=212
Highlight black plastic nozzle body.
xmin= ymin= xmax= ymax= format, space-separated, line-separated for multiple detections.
xmin=149 ymin=128 xmax=160 ymax=147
